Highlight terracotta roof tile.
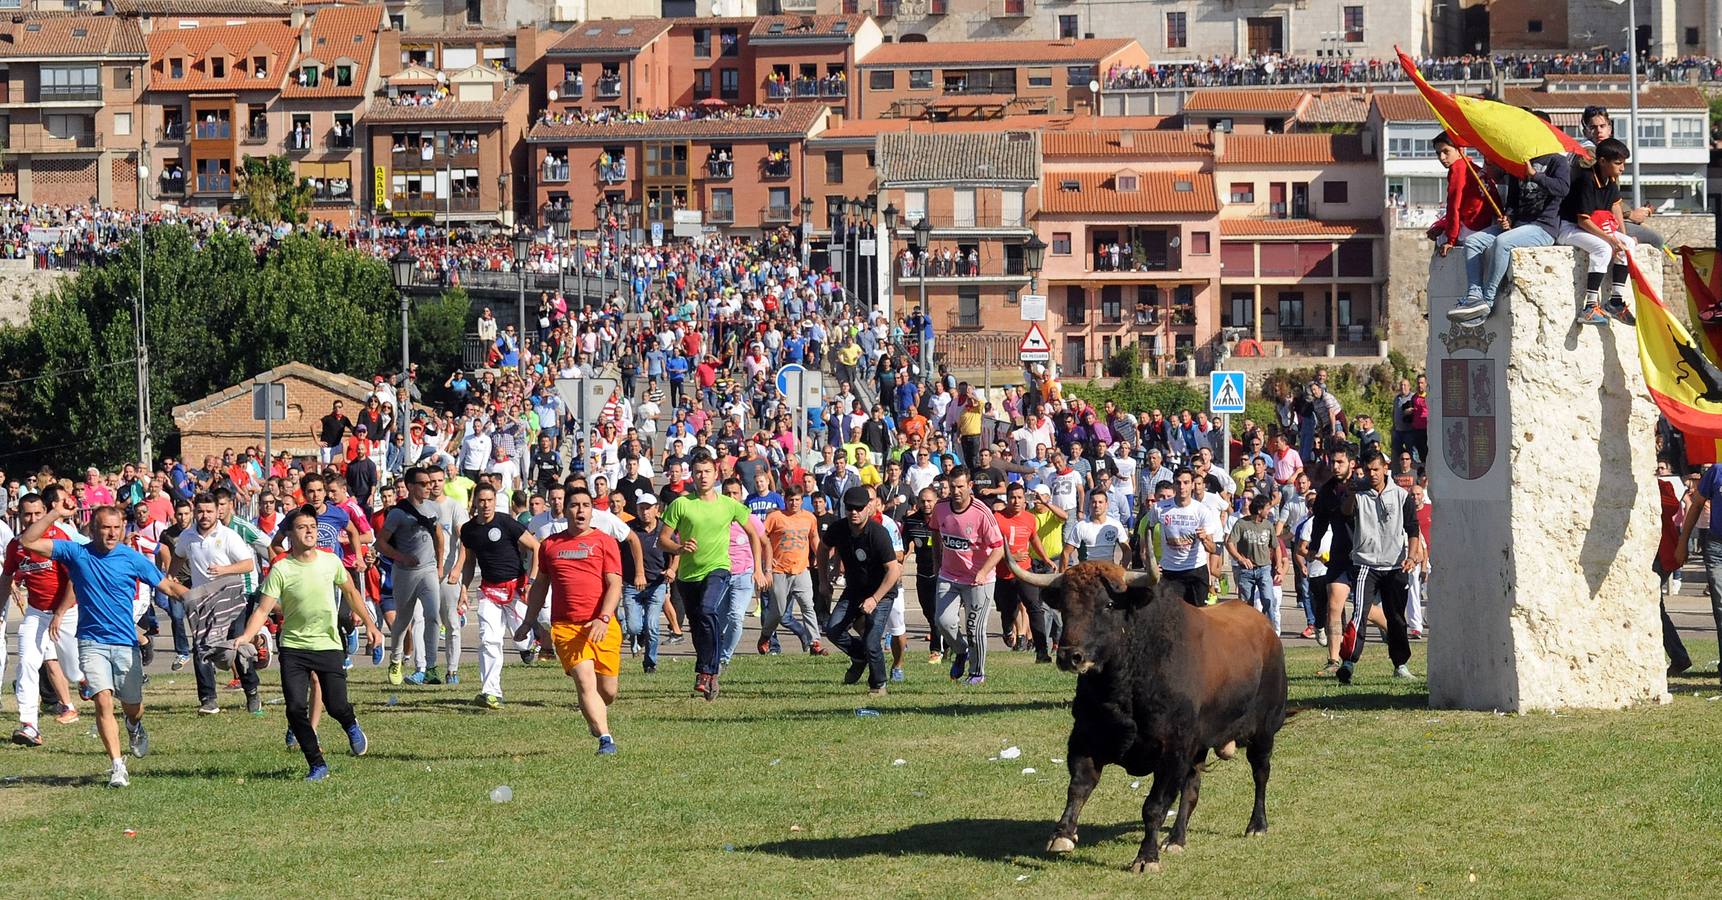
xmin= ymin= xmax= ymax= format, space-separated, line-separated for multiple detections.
xmin=145 ymin=21 xmax=297 ymax=93
xmin=748 ymin=15 xmax=868 ymax=40
xmin=1371 ymin=92 xmax=1438 ymax=122
xmin=0 ymin=14 xmax=147 ymax=58
xmin=112 ymin=0 xmax=290 ymax=14
xmin=1041 ymin=171 xmax=1217 ymax=215
xmin=1043 ymin=129 xmax=1212 ymax=158
xmin=1219 ymin=133 xmax=1372 ymax=165
xmin=280 ymin=5 xmax=381 ymax=100
xmin=548 ymin=18 xmax=672 ymax=55
xmin=1181 ymin=89 xmax=1307 ymax=115
xmin=1296 ymin=92 xmax=1372 ymax=124
xmin=1219 ymin=218 xmax=1382 ymax=237
xmin=877 ymin=129 xmax=1041 ymax=184
xmin=365 ymin=85 xmax=524 ymax=123
xmin=528 ymin=102 xmax=824 ymax=143
xmin=859 ymin=37 xmax=1134 ymax=68
xmin=1501 ymin=85 xmax=1708 ymax=110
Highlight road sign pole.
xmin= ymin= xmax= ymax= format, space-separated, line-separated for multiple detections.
xmin=1221 ymin=413 xmax=1229 ymax=473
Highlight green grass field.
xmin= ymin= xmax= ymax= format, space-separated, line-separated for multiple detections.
xmin=2 ymin=642 xmax=1720 ymax=897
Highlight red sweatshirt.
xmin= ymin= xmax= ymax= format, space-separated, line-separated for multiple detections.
xmin=1435 ymin=157 xmax=1498 ymax=246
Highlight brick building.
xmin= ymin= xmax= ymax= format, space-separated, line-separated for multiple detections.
xmin=171 ymin=361 xmax=376 ymax=462
xmin=853 ymin=37 xmax=1148 ymax=121
xmin=277 ymin=3 xmax=386 ymax=223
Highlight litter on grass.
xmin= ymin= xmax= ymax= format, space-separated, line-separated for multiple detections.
xmin=1130 ymin=780 xmax=1141 ymax=789
xmin=490 ymin=785 xmax=513 ymax=803
xmin=769 ymin=758 xmax=782 ymax=766
xmin=892 ymin=758 xmax=907 ymax=766
xmin=999 ymin=746 xmax=1022 ymax=759
xmin=1021 ymin=767 xmax=1037 ymax=775
xmin=855 ymin=708 xmax=881 ymax=717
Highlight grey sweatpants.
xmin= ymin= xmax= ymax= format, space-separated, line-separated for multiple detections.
xmin=768 ymin=570 xmax=819 ymax=648
xmin=935 ymin=579 xmax=994 ymax=677
xmin=438 ymin=580 xmax=463 ymax=673
xmin=388 ymin=566 xmax=443 ymax=668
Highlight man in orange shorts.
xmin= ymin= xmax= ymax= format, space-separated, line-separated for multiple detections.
xmin=515 ymin=486 xmax=623 ymax=756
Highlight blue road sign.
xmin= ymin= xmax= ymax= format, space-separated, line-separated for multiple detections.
xmin=1209 ymin=370 xmax=1246 ymax=414
xmin=777 ymin=363 xmax=807 ymax=397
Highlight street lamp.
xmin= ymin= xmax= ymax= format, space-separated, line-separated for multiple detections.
xmin=913 ymin=215 xmax=932 ymax=379
xmin=390 ymin=247 xmax=418 ymax=379
xmin=513 ymin=228 xmax=531 ymax=376
xmin=798 ymin=196 xmax=813 ymax=269
xmin=881 ymin=201 xmax=898 ymax=317
xmin=1024 ymin=233 xmax=1047 ymax=293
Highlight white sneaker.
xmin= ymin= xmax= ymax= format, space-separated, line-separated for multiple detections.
xmin=1393 ymin=664 xmax=1418 ymax=680
xmin=1315 ymin=628 xmax=1329 ymax=648
xmin=108 ymin=760 xmax=130 ymax=788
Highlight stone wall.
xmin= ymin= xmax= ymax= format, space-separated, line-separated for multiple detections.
xmin=1424 ymin=244 xmax=1667 ymax=712
xmin=174 ymin=373 xmax=367 ymax=463
xmin=0 ymin=261 xmax=70 ymax=328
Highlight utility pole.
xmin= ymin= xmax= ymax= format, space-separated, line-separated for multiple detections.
xmin=136 ymin=143 xmax=152 ymax=468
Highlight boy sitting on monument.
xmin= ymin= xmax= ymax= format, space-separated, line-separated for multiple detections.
xmin=1555 ymin=137 xmax=1636 ymax=327
xmin=1429 ymin=131 xmax=1500 ymax=263
xmin=1447 ymin=112 xmax=1573 ymax=327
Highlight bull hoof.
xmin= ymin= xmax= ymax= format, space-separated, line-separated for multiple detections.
xmin=1162 ymin=841 xmax=1185 ymax=854
xmin=1127 ymin=859 xmax=1162 ymax=874
xmin=1216 ymin=740 xmax=1237 ymax=760
xmin=1047 ymin=835 xmax=1077 ymax=853
xmin=1245 ymin=826 xmax=1268 ymax=838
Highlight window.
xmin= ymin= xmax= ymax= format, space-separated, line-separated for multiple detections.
xmin=1052 ymin=232 xmax=1071 ymax=255
xmin=1229 ymin=182 xmax=1255 ymax=204
xmin=768 ymin=187 xmax=791 ymax=219
xmin=720 ymin=27 xmax=740 ymax=57
xmin=1637 ymin=117 xmax=1666 ymax=148
xmin=1387 ymin=135 xmax=1438 ymax=159
xmin=1116 ymin=173 xmax=1138 ymax=192
xmin=389 ymin=14 xmax=404 ymax=30
xmin=1166 ymin=12 xmax=1187 ymax=49
xmin=1065 ymin=65 xmax=1093 ymax=86
xmin=904 ymin=188 xmax=926 ymax=223
xmin=1527 ymin=20 xmax=1542 ymax=34
xmin=869 ymin=70 xmax=895 ymax=91
xmin=211 ymin=56 xmax=225 ymax=78
xmin=1101 ymin=286 xmax=1122 ymax=324
xmin=1672 ymin=117 xmax=1707 ymax=148
xmin=169 ymin=57 xmax=184 ymax=78
xmin=693 ymin=28 xmax=711 ymax=58
xmin=114 ymin=112 xmax=132 ymax=136
xmin=1066 ymin=286 xmax=1086 ymax=324
xmin=1277 ymin=293 xmax=1305 ymax=329
xmin=1026 ymin=67 xmax=1053 ymax=88
xmin=710 ymin=188 xmax=734 ymax=222
xmin=825 ymin=151 xmax=844 ymax=183
xmin=909 ymin=69 xmax=932 ymax=90
xmin=1342 ymin=6 xmax=1364 ymax=43
xmin=1686 ymin=27 xmax=1701 ymax=47
xmin=952 ymin=188 xmax=975 ymax=227
xmin=720 ymin=68 xmax=739 ymax=100
xmin=1191 ymin=231 xmax=1211 ymax=255
xmin=335 ymin=65 xmax=352 ymax=87
xmin=299 ymin=64 xmax=319 ymax=87
xmin=465 ymin=0 xmax=481 ymax=25
xmin=957 ymin=287 xmax=980 ymax=328
xmin=1058 ymin=15 xmax=1078 ymax=39
xmin=113 ymin=67 xmax=133 ymax=89
xmin=1323 ymin=181 xmax=1349 ymax=204
xmin=40 ymin=64 xmax=99 ymax=98
xmin=695 ymin=70 xmax=712 ymax=99
xmin=1002 ymin=190 xmax=1024 ymax=226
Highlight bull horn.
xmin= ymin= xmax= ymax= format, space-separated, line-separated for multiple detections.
xmin=1004 ymin=550 xmax=1064 ymax=590
xmin=1123 ymin=567 xmax=1158 ymax=591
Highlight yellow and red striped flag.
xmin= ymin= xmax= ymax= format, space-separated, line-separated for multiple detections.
xmin=1633 ymin=253 xmax=1722 ymax=464
xmin=1680 ymin=247 xmax=1722 ymax=363
xmin=1395 ymin=47 xmax=1590 ymax=178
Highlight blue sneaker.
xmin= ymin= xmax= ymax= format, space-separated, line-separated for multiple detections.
xmin=343 ymin=656 xmax=353 ymax=671
xmin=305 ymin=764 xmax=330 ymax=782
xmin=446 ymin=673 xmax=460 ymax=686
xmin=596 ymin=735 xmax=617 ymax=756
xmin=1576 ymin=303 xmax=1610 ymax=326
xmin=890 ymin=666 xmax=906 ymax=683
xmin=948 ymin=652 xmax=967 ymax=681
xmin=371 ymin=646 xmax=383 ymax=666
xmin=403 ymin=670 xmax=427 ymax=686
xmin=346 ymin=722 xmax=368 ymax=757
xmin=345 ymin=630 xmax=359 ymax=656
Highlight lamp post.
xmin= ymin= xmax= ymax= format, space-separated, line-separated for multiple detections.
xmin=513 ymin=229 xmax=531 ymax=376
xmin=881 ymin=201 xmax=898 ymax=318
xmin=134 ymin=151 xmax=153 ymax=468
xmin=913 ymin=215 xmax=932 ymax=381
xmin=391 ymin=248 xmax=418 ymax=379
xmin=595 ymin=199 xmax=611 ymax=299
xmin=1024 ymin=233 xmax=1047 ymax=294
xmin=798 ymin=196 xmax=812 ymax=270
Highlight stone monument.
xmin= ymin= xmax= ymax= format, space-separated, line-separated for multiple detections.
xmin=1425 ymin=245 xmax=1668 ymax=711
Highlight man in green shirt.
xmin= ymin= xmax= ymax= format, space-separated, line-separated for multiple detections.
xmin=659 ymin=452 xmax=765 ymax=701
xmin=235 ymin=506 xmax=383 ymax=782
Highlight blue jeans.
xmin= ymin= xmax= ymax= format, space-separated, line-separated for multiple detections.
xmin=1699 ymin=534 xmax=1722 ymax=637
xmin=718 ymin=570 xmax=756 ymax=667
xmin=621 ymin=582 xmax=668 ymax=668
xmin=1456 ymin=223 xmax=1503 ymax=297
xmin=825 ymin=591 xmax=895 ymax=689
xmin=1480 ymin=224 xmax=1555 ymax=305
xmin=1294 ymin=571 xmax=1316 ymax=630
xmin=1237 ymin=565 xmax=1272 ymax=609
xmin=675 ymin=570 xmax=730 ymax=676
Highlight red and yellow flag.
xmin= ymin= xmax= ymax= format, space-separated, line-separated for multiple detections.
xmin=1634 ymin=253 xmax=1722 ymax=465
xmin=1395 ymin=47 xmax=1590 ymax=178
xmin=1680 ymin=247 xmax=1722 ymax=363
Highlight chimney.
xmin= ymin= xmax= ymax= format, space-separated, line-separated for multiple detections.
xmin=290 ymin=8 xmax=304 ymax=29
xmin=1360 ymin=128 xmax=1376 ymax=158
xmin=1210 ymin=127 xmax=1225 ymax=159
xmin=1118 ymin=131 xmax=1133 ymax=149
xmin=299 ymin=18 xmax=311 ymax=55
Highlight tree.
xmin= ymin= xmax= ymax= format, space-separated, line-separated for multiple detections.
xmin=234 ymin=154 xmax=312 ymax=225
xmin=388 ymin=286 xmax=474 ymax=381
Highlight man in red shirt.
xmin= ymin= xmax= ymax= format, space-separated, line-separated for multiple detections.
xmin=3 ymin=491 xmax=83 ymax=746
xmin=516 ymin=486 xmax=623 ymax=756
xmin=993 ymin=483 xmax=1052 ymax=662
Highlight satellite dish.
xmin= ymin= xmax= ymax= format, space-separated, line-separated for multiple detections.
xmin=1088 ymin=79 xmax=1100 ymax=93
xmin=548 ymin=88 xmax=559 ymax=102
xmin=1263 ymin=61 xmax=1278 ymax=75
xmin=1169 ymin=235 xmax=1181 ymax=248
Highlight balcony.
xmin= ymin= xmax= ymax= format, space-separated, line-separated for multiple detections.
xmin=793 ymin=78 xmax=820 ymax=99
xmin=541 ymin=162 xmax=570 ymax=183
xmin=705 ymin=160 xmax=733 ymax=180
xmin=309 ymin=181 xmax=353 ymax=203
xmin=766 ymin=81 xmax=792 ymax=100
xmin=158 ymin=176 xmax=186 ymax=196
xmin=559 ymin=79 xmax=584 ymax=99
xmin=541 ymin=204 xmax=572 ymax=224
xmin=708 ymin=206 xmax=735 ymax=224
xmin=763 ymin=159 xmax=791 ymax=179
xmin=1134 ymin=307 xmax=1159 ymax=326
xmin=448 ymin=140 xmax=478 ymax=159
xmin=596 ymin=76 xmax=621 ymax=99
xmin=694 ymin=41 xmax=712 ymax=59
xmin=599 ymin=162 xmax=628 ymax=183
xmin=242 ymin=122 xmax=268 ymax=144
xmin=284 ymin=130 xmax=312 ymax=153
xmin=158 ymin=123 xmax=186 ymax=143
xmin=38 ymin=84 xmax=102 ymax=102
xmin=326 ymin=130 xmax=354 ymax=151
xmin=395 ymin=195 xmax=483 ymax=213
xmin=762 ymin=204 xmax=792 ymax=222
xmin=193 ymin=121 xmax=232 ymax=140
xmin=195 ymin=174 xmax=234 ymax=193
xmin=821 ymin=78 xmax=847 ymax=98
xmin=10 ymin=131 xmax=101 ymax=151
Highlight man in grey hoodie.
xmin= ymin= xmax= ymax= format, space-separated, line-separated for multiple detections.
xmin=1334 ymin=449 xmax=1426 ymax=685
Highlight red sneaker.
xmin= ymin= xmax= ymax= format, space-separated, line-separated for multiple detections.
xmin=1338 ymin=622 xmax=1358 ymax=660
xmin=757 ymin=638 xmax=771 ymax=655
xmin=809 ymin=641 xmax=829 ymax=657
xmin=1300 ymin=626 xmax=1316 ymax=639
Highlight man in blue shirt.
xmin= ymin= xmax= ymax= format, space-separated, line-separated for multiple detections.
xmin=24 ymin=499 xmax=190 ymax=788
xmin=665 ymin=352 xmax=689 ymax=407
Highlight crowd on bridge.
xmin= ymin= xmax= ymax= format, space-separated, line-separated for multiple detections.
xmin=1103 ymin=49 xmax=1722 ymax=90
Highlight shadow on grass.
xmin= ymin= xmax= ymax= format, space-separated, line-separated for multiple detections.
xmin=0 ymin=773 xmax=109 ymax=788
xmin=697 ymin=699 xmax=1068 ymax=723
xmin=372 ymin=698 xmax=558 ymax=712
xmin=747 ymin=817 xmax=1136 ymax=864
xmin=1291 ymin=690 xmax=1431 ymax=713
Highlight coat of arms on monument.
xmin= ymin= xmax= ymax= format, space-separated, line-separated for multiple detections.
xmin=1439 ymin=356 xmax=1496 ymax=480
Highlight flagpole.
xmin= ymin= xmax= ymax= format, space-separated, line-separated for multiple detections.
xmin=1626 ymin=0 xmax=1643 ymax=207
xmin=1459 ymin=153 xmax=1507 ymax=223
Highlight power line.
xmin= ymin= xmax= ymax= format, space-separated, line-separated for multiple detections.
xmin=0 ymin=358 xmax=138 ymax=388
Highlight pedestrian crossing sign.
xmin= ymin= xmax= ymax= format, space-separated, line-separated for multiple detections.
xmin=1209 ymin=370 xmax=1246 ymax=414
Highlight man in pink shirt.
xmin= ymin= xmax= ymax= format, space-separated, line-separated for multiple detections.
xmin=1271 ymin=433 xmax=1304 ymax=499
xmin=929 ymin=467 xmax=1005 ymax=685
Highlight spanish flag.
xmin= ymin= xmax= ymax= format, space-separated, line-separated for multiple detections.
xmin=1681 ymin=247 xmax=1722 ymax=362
xmin=1396 ymin=47 xmax=1590 ymax=178
xmin=1634 ymin=254 xmax=1722 ymax=464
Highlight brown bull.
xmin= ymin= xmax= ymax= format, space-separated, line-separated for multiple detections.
xmin=1007 ymin=554 xmax=1287 ymax=874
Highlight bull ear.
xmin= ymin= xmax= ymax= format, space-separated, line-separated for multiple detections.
xmin=1105 ymin=568 xmax=1159 ymax=609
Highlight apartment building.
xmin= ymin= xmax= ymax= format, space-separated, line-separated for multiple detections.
xmin=0 ymin=14 xmax=148 ymax=207
xmin=367 ymin=62 xmax=532 ymax=226
xmin=854 ymin=37 xmax=1147 ymax=120
xmin=278 ymin=4 xmax=386 ymax=221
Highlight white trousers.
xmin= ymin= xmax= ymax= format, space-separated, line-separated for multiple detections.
xmin=1406 ymin=565 xmax=1428 ymax=633
xmin=477 ymin=597 xmax=530 ymax=698
xmin=15 ymin=606 xmax=81 ymax=726
xmin=1556 ymin=221 xmax=1636 ymax=275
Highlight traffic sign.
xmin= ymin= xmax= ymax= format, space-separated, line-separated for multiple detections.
xmin=1209 ymin=370 xmax=1246 ymax=414
xmin=1020 ymin=323 xmax=1051 ymax=361
xmin=1020 ymin=293 xmax=1046 ymax=321
xmin=251 ymin=382 xmax=286 ymax=421
xmin=776 ymin=363 xmax=806 ymax=398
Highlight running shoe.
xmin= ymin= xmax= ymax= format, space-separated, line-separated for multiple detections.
xmin=1446 ymin=298 xmax=1491 ymax=322
xmin=1035 ymin=654 xmax=1054 ymax=665
xmin=127 ymin=721 xmax=149 ymax=758
xmin=869 ymin=685 xmax=889 ymax=696
xmin=692 ymin=673 xmax=709 ymax=699
xmin=254 ymin=637 xmax=270 ymax=670
xmin=890 ymin=666 xmax=905 ymax=683
xmin=1299 ymin=625 xmax=1316 ymax=639
xmin=518 ymin=649 xmax=535 ymax=666
xmin=843 ymin=659 xmax=867 ymax=685
xmin=285 ymin=728 xmax=299 ymax=750
xmin=225 ymin=677 xmax=242 ymax=691
xmin=79 ymin=680 xmax=92 ymax=701
xmin=446 ymin=673 xmax=460 ymax=686
xmin=108 ymin=760 xmax=130 ymax=788
xmin=596 ymin=735 xmax=617 ymax=756
xmin=757 ymin=638 xmax=771 ymax=656
xmin=964 ymin=675 xmax=986 ymax=686
xmin=139 ymin=638 xmax=155 ymax=668
xmin=1603 ymin=298 xmax=1636 ymax=326
xmin=171 ymin=654 xmax=188 ymax=672
xmin=1576 ymin=304 xmax=1610 ymax=326
xmin=425 ymin=667 xmax=442 ymax=685
xmin=404 ymin=670 xmax=427 ymax=686
xmin=345 ymin=629 xmax=359 ymax=657
xmin=478 ymin=693 xmax=501 ymax=710
xmin=11 ymin=724 xmax=41 ymax=747
xmin=387 ymin=661 xmax=403 ymax=685
xmin=346 ymin=722 xmax=368 ymax=756
xmin=371 ymin=645 xmax=384 ymax=665
xmin=948 ymin=652 xmax=968 ymax=681
xmin=809 ymin=641 xmax=828 ymax=656
xmin=705 ymin=672 xmax=720 ymax=700
xmin=1408 ymin=630 xmax=1423 ymax=641
xmin=198 ymin=700 xmax=221 ymax=715
xmin=665 ymin=633 xmax=687 ymax=646
xmin=1393 ymin=664 xmax=1418 ymax=680
xmin=246 ymin=693 xmax=264 ymax=717
xmin=642 ymin=663 xmax=656 ymax=674
xmin=54 ymin=706 xmax=79 ymax=726
xmin=1316 ymin=628 xmax=1329 ymax=648
xmin=342 ymin=656 xmax=353 ymax=671
xmin=1335 ymin=661 xmax=1355 ymax=685
xmin=928 ymin=651 xmax=943 ymax=665
xmin=305 ymin=764 xmax=330 ymax=782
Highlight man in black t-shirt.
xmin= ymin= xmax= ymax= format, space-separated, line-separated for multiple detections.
xmin=809 ymin=491 xmax=838 ymax=625
xmin=530 ymin=435 xmax=563 ymax=498
xmin=819 ymin=486 xmax=902 ymax=694
xmin=453 ymin=483 xmax=540 ymax=709
xmin=1556 ymin=137 xmax=1635 ymax=326
xmin=899 ymin=487 xmax=944 ymax=659
xmin=970 ymin=448 xmax=1006 ymax=500
xmin=622 ymin=495 xmax=674 ymax=673
xmin=614 ymin=456 xmax=653 ymax=519
xmin=318 ymin=401 xmax=353 ymax=466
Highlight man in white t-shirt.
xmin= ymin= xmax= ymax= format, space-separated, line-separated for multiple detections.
xmin=1065 ymin=490 xmax=1129 ymax=566
xmin=175 ymin=492 xmax=260 ymax=716
xmin=1153 ymin=467 xmax=1221 ymax=607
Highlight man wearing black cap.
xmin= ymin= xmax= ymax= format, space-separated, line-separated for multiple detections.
xmin=819 ymin=485 xmax=902 ymax=695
